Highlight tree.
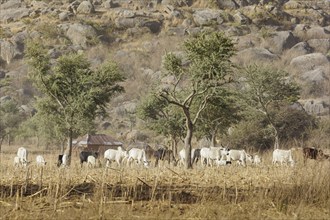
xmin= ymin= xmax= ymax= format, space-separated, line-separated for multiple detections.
xmin=147 ymin=32 xmax=236 ymax=168
xmin=195 ymin=89 xmax=242 ymax=147
xmin=25 ymin=42 xmax=125 ymax=165
xmin=0 ymin=99 xmax=24 ymax=151
xmin=17 ymin=111 xmax=68 ymax=148
xmin=137 ymin=94 xmax=185 ymax=155
xmin=240 ymin=64 xmax=300 ymax=149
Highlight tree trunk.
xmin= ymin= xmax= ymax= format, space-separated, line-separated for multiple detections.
xmin=274 ymin=133 xmax=279 ymax=149
xmin=210 ymin=131 xmax=217 ymax=147
xmin=65 ymin=129 xmax=73 ymax=166
xmin=0 ymin=137 xmax=3 ymax=153
xmin=272 ymin=125 xmax=279 ymax=149
xmin=183 ymin=108 xmax=194 ymax=169
xmin=173 ymin=138 xmax=178 ymax=156
xmin=184 ymin=128 xmax=193 ymax=169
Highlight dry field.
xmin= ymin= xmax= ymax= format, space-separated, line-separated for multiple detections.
xmin=0 ymin=146 xmax=329 ymax=220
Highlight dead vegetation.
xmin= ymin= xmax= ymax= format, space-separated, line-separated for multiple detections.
xmin=0 ymin=150 xmax=329 ymax=219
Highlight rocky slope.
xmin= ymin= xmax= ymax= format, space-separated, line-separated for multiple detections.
xmin=0 ymin=0 xmax=329 ymax=136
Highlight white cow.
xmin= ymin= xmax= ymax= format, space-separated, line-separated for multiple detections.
xmin=215 ymin=159 xmax=228 ymax=166
xmin=226 ymin=149 xmax=252 ymax=167
xmin=61 ymin=154 xmax=68 ymax=167
xmin=200 ymin=147 xmax=228 ymax=167
xmin=178 ymin=148 xmax=195 ymax=167
xmin=14 ymin=156 xmax=20 ymax=167
xmin=127 ymin=148 xmax=149 ymax=167
xmin=272 ymin=149 xmax=294 ymax=167
xmin=104 ymin=147 xmax=127 ymax=167
xmin=253 ymin=155 xmax=262 ymax=165
xmin=16 ymin=147 xmax=29 ymax=167
xmin=36 ymin=155 xmax=47 ymax=166
xmin=87 ymin=155 xmax=96 ymax=168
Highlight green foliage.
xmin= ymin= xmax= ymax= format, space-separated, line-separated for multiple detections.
xmin=242 ymin=64 xmax=300 ymax=112
xmin=137 ymin=94 xmax=185 ymax=140
xmin=25 ymin=42 xmax=125 ymax=150
xmin=0 ymin=27 xmax=11 ymax=38
xmin=195 ymin=89 xmax=242 ymax=140
xmin=274 ymin=107 xmax=317 ymax=142
xmin=225 ymin=107 xmax=317 ymax=151
xmin=222 ymin=113 xmax=274 ymax=151
xmin=35 ymin=22 xmax=61 ymax=40
xmin=0 ymin=100 xmax=24 ymax=147
xmin=0 ymin=78 xmax=11 ymax=89
xmin=163 ymin=53 xmax=183 ymax=77
xmin=184 ymin=31 xmax=236 ymax=87
xmin=142 ymin=31 xmax=237 ymax=168
xmin=240 ymin=64 xmax=301 ymax=148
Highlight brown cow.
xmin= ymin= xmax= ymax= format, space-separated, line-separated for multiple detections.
xmin=303 ymin=147 xmax=324 ymax=164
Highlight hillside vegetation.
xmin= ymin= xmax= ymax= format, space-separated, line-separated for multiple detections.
xmin=0 ymin=0 xmax=329 ymax=150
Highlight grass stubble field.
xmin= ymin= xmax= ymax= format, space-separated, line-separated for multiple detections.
xmin=0 ymin=146 xmax=329 ymax=220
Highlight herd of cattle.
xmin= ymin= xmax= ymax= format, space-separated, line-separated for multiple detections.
xmin=13 ymin=145 xmax=330 ymax=169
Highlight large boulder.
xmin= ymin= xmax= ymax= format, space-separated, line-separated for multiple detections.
xmin=0 ymin=96 xmax=12 ymax=103
xmin=0 ymin=70 xmax=6 ymax=79
xmin=234 ymin=34 xmax=261 ymax=50
xmin=301 ymin=67 xmax=329 ymax=84
xmin=233 ymin=12 xmax=251 ymax=25
xmin=290 ymin=53 xmax=329 ymax=73
xmin=283 ymin=0 xmax=304 ymax=9
xmin=76 ymin=1 xmax=95 ymax=14
xmin=0 ymin=7 xmax=30 ymax=23
xmin=0 ymin=40 xmax=23 ymax=64
xmin=115 ymin=17 xmax=139 ymax=29
xmin=65 ymin=23 xmax=97 ymax=49
xmin=283 ymin=42 xmax=313 ymax=63
xmin=293 ymin=25 xmax=330 ymax=40
xmin=261 ymin=31 xmax=299 ymax=54
xmin=141 ymin=20 xmax=162 ymax=33
xmin=234 ymin=47 xmax=279 ymax=65
xmin=216 ymin=0 xmax=239 ymax=10
xmin=286 ymin=42 xmax=313 ymax=57
xmin=302 ymin=97 xmax=329 ymax=116
xmin=307 ymin=39 xmax=330 ymax=54
xmin=192 ymin=9 xmax=224 ymax=26
xmin=0 ymin=0 xmax=23 ymax=10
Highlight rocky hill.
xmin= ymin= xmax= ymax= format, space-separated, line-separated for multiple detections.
xmin=0 ymin=0 xmax=329 ymax=140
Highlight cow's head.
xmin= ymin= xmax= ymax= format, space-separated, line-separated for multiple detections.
xmin=143 ymin=160 xmax=150 ymax=168
xmin=246 ymin=154 xmax=253 ymax=163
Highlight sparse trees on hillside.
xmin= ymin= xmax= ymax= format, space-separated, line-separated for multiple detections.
xmin=139 ymin=31 xmax=236 ymax=169
xmin=25 ymin=42 xmax=125 ymax=165
xmin=240 ymin=64 xmax=300 ymax=149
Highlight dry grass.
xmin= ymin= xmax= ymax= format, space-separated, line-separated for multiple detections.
xmin=0 ymin=147 xmax=329 ymax=220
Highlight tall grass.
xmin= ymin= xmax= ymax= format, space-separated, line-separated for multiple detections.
xmin=0 ymin=150 xmax=329 ymax=219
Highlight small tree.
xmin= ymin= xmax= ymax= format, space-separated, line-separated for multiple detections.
xmin=17 ymin=111 xmax=68 ymax=148
xmin=146 ymin=32 xmax=236 ymax=168
xmin=137 ymin=94 xmax=185 ymax=155
xmin=195 ymin=90 xmax=242 ymax=147
xmin=240 ymin=64 xmax=300 ymax=149
xmin=25 ymin=42 xmax=125 ymax=164
xmin=0 ymin=99 xmax=24 ymax=151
